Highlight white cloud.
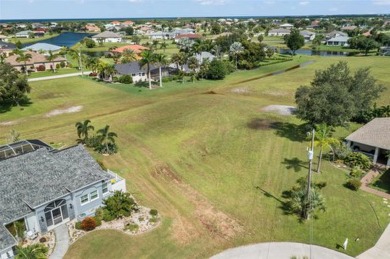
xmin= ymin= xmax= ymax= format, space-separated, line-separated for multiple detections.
xmin=299 ymin=1 xmax=310 ymax=5
xmin=195 ymin=0 xmax=226 ymax=5
xmin=372 ymin=0 xmax=390 ymax=5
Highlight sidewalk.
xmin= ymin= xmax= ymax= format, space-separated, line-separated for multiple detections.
xmin=211 ymin=242 xmax=353 ymax=259
xmin=360 ymin=170 xmax=390 ymax=199
xmin=49 ymin=224 xmax=69 ymax=259
xmin=28 ymin=71 xmax=91 ymax=82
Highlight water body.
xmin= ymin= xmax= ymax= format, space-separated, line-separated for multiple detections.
xmin=280 ymin=48 xmax=349 ymax=56
xmin=23 ymin=32 xmax=93 ymax=48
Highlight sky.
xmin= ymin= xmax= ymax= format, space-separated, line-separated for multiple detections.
xmin=0 ymin=0 xmax=389 ymax=20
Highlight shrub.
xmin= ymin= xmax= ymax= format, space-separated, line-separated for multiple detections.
xmin=56 ymin=63 xmax=60 ymax=69
xmin=80 ymin=217 xmax=96 ymax=231
xmin=94 ymin=216 xmax=102 ymax=227
xmin=162 ymin=77 xmax=172 ymax=83
xmin=89 ymin=72 xmax=98 ymax=77
xmin=60 ymin=61 xmax=66 ymax=68
xmin=149 ymin=209 xmax=158 ymax=216
xmin=36 ymin=65 xmax=46 ymax=71
xmin=75 ymin=221 xmax=82 ymax=230
xmin=39 ymin=237 xmax=46 ymax=243
xmin=149 ymin=217 xmax=158 ymax=223
xmin=119 ymin=75 xmax=133 ymax=84
xmin=333 ymin=142 xmax=351 ymax=160
xmin=344 ymin=152 xmax=372 ymax=171
xmin=346 ymin=178 xmax=362 ymax=191
xmin=67 ymin=63 xmax=73 ymax=68
xmin=125 ymin=223 xmax=139 ymax=232
xmin=350 ymin=167 xmax=363 ymax=178
xmin=102 ymin=209 xmax=115 ymax=222
xmin=103 ymin=191 xmax=138 ymax=220
xmin=204 ymin=59 xmax=228 ymax=80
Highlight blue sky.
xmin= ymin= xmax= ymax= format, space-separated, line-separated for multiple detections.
xmin=0 ymin=0 xmax=389 ymax=20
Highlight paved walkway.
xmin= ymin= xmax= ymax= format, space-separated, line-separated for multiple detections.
xmin=360 ymin=170 xmax=390 ymax=199
xmin=49 ymin=224 xmax=69 ymax=259
xmin=357 ymin=223 xmax=390 ymax=259
xmin=211 ymin=242 xmax=353 ymax=259
xmin=28 ymin=71 xmax=91 ymax=82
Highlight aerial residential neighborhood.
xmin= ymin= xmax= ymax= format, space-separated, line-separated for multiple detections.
xmin=0 ymin=1 xmax=390 ymax=259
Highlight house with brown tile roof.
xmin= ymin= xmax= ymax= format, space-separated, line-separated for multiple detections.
xmin=346 ymin=118 xmax=390 ymax=166
xmin=85 ymin=23 xmax=101 ymax=33
xmin=5 ymin=51 xmax=67 ymax=72
xmin=112 ymin=45 xmax=148 ymax=54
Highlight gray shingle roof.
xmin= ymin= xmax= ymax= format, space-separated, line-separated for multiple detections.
xmin=0 ymin=145 xmax=112 ymax=224
xmin=346 ymin=118 xmax=390 ymax=150
xmin=0 ymin=225 xmax=16 ymax=251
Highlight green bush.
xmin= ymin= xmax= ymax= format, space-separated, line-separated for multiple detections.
xmin=75 ymin=221 xmax=82 ymax=230
xmin=162 ymin=77 xmax=173 ymax=83
xmin=149 ymin=209 xmax=158 ymax=216
xmin=350 ymin=167 xmax=363 ymax=178
xmin=94 ymin=216 xmax=102 ymax=227
xmin=346 ymin=178 xmax=362 ymax=191
xmin=344 ymin=152 xmax=372 ymax=171
xmin=119 ymin=75 xmax=133 ymax=84
xmin=124 ymin=223 xmax=139 ymax=232
xmin=103 ymin=191 xmax=138 ymax=220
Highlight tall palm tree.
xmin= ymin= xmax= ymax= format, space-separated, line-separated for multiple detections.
xmin=16 ymin=244 xmax=48 ymax=259
xmin=46 ymin=50 xmax=59 ymax=72
xmin=170 ymin=53 xmax=181 ymax=71
xmin=75 ymin=119 xmax=94 ymax=143
xmin=160 ymin=41 xmax=168 ymax=53
xmin=62 ymin=47 xmax=84 ymax=75
xmin=120 ymin=49 xmax=137 ymax=64
xmin=15 ymin=50 xmax=32 ymax=75
xmin=229 ymin=42 xmax=244 ymax=69
xmin=187 ymin=56 xmax=199 ymax=83
xmin=314 ymin=123 xmax=339 ymax=173
xmin=85 ymin=56 xmax=99 ymax=73
xmin=139 ymin=50 xmax=156 ymax=90
xmin=103 ymin=64 xmax=116 ymax=82
xmin=97 ymin=125 xmax=118 ymax=154
xmin=154 ymin=53 xmax=168 ymax=88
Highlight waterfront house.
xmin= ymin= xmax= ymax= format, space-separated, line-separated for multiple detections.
xmin=326 ymin=36 xmax=350 ymax=46
xmin=92 ymin=31 xmax=122 ymax=43
xmin=0 ymin=140 xmax=126 ymax=258
xmin=22 ymin=43 xmax=62 ymax=54
xmin=85 ymin=23 xmax=101 ymax=33
xmin=15 ymin=30 xmax=32 ymax=38
xmin=300 ymin=30 xmax=316 ymax=42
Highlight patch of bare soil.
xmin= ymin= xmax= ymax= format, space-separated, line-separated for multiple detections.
xmin=231 ymin=88 xmax=250 ymax=94
xmin=262 ymin=105 xmax=296 ymax=116
xmin=45 ymin=105 xmax=83 ymax=117
xmin=152 ymin=165 xmax=243 ymax=243
xmin=0 ymin=120 xmax=18 ymax=126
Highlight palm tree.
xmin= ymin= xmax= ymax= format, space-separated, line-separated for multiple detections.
xmin=103 ymin=64 xmax=116 ymax=82
xmin=154 ymin=53 xmax=168 ymax=88
xmin=187 ymin=56 xmax=199 ymax=82
xmin=160 ymin=41 xmax=168 ymax=53
xmin=97 ymin=125 xmax=118 ymax=155
xmin=15 ymin=50 xmax=32 ymax=75
xmin=75 ymin=119 xmax=94 ymax=143
xmin=62 ymin=47 xmax=84 ymax=75
xmin=171 ymin=53 xmax=181 ymax=71
xmin=120 ymin=49 xmax=137 ymax=64
xmin=139 ymin=50 xmax=156 ymax=90
xmin=16 ymin=244 xmax=48 ymax=259
xmin=229 ymin=42 xmax=244 ymax=69
xmin=314 ymin=123 xmax=339 ymax=173
xmin=85 ymin=56 xmax=99 ymax=73
xmin=46 ymin=50 xmax=59 ymax=72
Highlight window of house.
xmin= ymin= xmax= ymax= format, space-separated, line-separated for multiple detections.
xmin=138 ymin=73 xmax=142 ymax=76
xmin=80 ymin=194 xmax=89 ymax=205
xmin=90 ymin=190 xmax=98 ymax=201
xmin=132 ymin=73 xmax=136 ymax=77
xmin=102 ymin=182 xmax=108 ymax=194
xmin=142 ymin=73 xmax=145 ymax=76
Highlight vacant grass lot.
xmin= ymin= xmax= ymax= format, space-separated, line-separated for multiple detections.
xmin=1 ymin=56 xmax=390 ymax=258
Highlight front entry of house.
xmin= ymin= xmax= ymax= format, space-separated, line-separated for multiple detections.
xmin=44 ymin=199 xmax=69 ymax=230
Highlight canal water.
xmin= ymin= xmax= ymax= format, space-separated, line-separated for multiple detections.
xmin=23 ymin=32 xmax=93 ymax=48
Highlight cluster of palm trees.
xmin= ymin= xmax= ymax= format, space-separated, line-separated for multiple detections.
xmin=75 ymin=119 xmax=118 ymax=155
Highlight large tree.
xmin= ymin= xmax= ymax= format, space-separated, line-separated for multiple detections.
xmin=348 ymin=36 xmax=379 ymax=55
xmin=139 ymin=50 xmax=156 ymax=90
xmin=0 ymin=63 xmax=31 ymax=106
xmin=295 ymin=61 xmax=384 ymax=126
xmin=285 ymin=28 xmax=305 ymax=55
xmin=229 ymin=42 xmax=244 ymax=69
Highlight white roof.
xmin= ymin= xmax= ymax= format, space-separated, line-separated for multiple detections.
xmin=327 ymin=36 xmax=350 ymax=42
xmin=92 ymin=31 xmax=122 ymax=38
xmin=22 ymin=43 xmax=62 ymax=52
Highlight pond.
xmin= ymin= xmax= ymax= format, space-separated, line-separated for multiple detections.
xmin=23 ymin=32 xmax=93 ymax=48
xmin=280 ymin=48 xmax=350 ymax=56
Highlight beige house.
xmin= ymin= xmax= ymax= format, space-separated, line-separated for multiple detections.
xmin=91 ymin=31 xmax=122 ymax=43
xmin=5 ymin=51 xmax=67 ymax=72
xmin=346 ymin=118 xmax=390 ymax=167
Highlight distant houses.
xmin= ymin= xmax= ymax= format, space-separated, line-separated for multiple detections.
xmin=326 ymin=36 xmax=350 ymax=46
xmin=5 ymin=51 xmax=67 ymax=72
xmin=268 ymin=28 xmax=291 ymax=37
xmin=85 ymin=23 xmax=101 ymax=33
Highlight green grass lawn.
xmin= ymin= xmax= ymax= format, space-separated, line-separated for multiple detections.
xmin=27 ymin=68 xmax=80 ymax=79
xmin=2 ymin=55 xmax=390 ymax=258
xmin=9 ymin=33 xmax=60 ymax=45
xmin=371 ymin=170 xmax=390 ymax=193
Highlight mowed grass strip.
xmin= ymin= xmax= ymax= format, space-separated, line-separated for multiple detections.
xmin=1 ymin=56 xmax=389 ymax=258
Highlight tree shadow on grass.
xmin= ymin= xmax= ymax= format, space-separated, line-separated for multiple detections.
xmin=270 ymin=122 xmax=310 ymax=142
xmin=282 ymin=157 xmax=308 ymax=172
xmin=247 ymin=118 xmax=274 ymax=130
xmin=0 ymin=98 xmax=32 ymax=113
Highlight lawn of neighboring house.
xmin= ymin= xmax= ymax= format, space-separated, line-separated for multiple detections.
xmin=371 ymin=170 xmax=390 ymax=194
xmin=9 ymin=33 xmax=60 ymax=45
xmin=1 ymin=56 xmax=390 ymax=258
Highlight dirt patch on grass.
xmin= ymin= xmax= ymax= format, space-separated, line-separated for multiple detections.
xmin=262 ymin=105 xmax=296 ymax=116
xmin=0 ymin=120 xmax=18 ymax=126
xmin=231 ymin=88 xmax=249 ymax=94
xmin=152 ymin=164 xmax=243 ymax=243
xmin=45 ymin=106 xmax=83 ymax=117
xmin=247 ymin=118 xmax=274 ymax=130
